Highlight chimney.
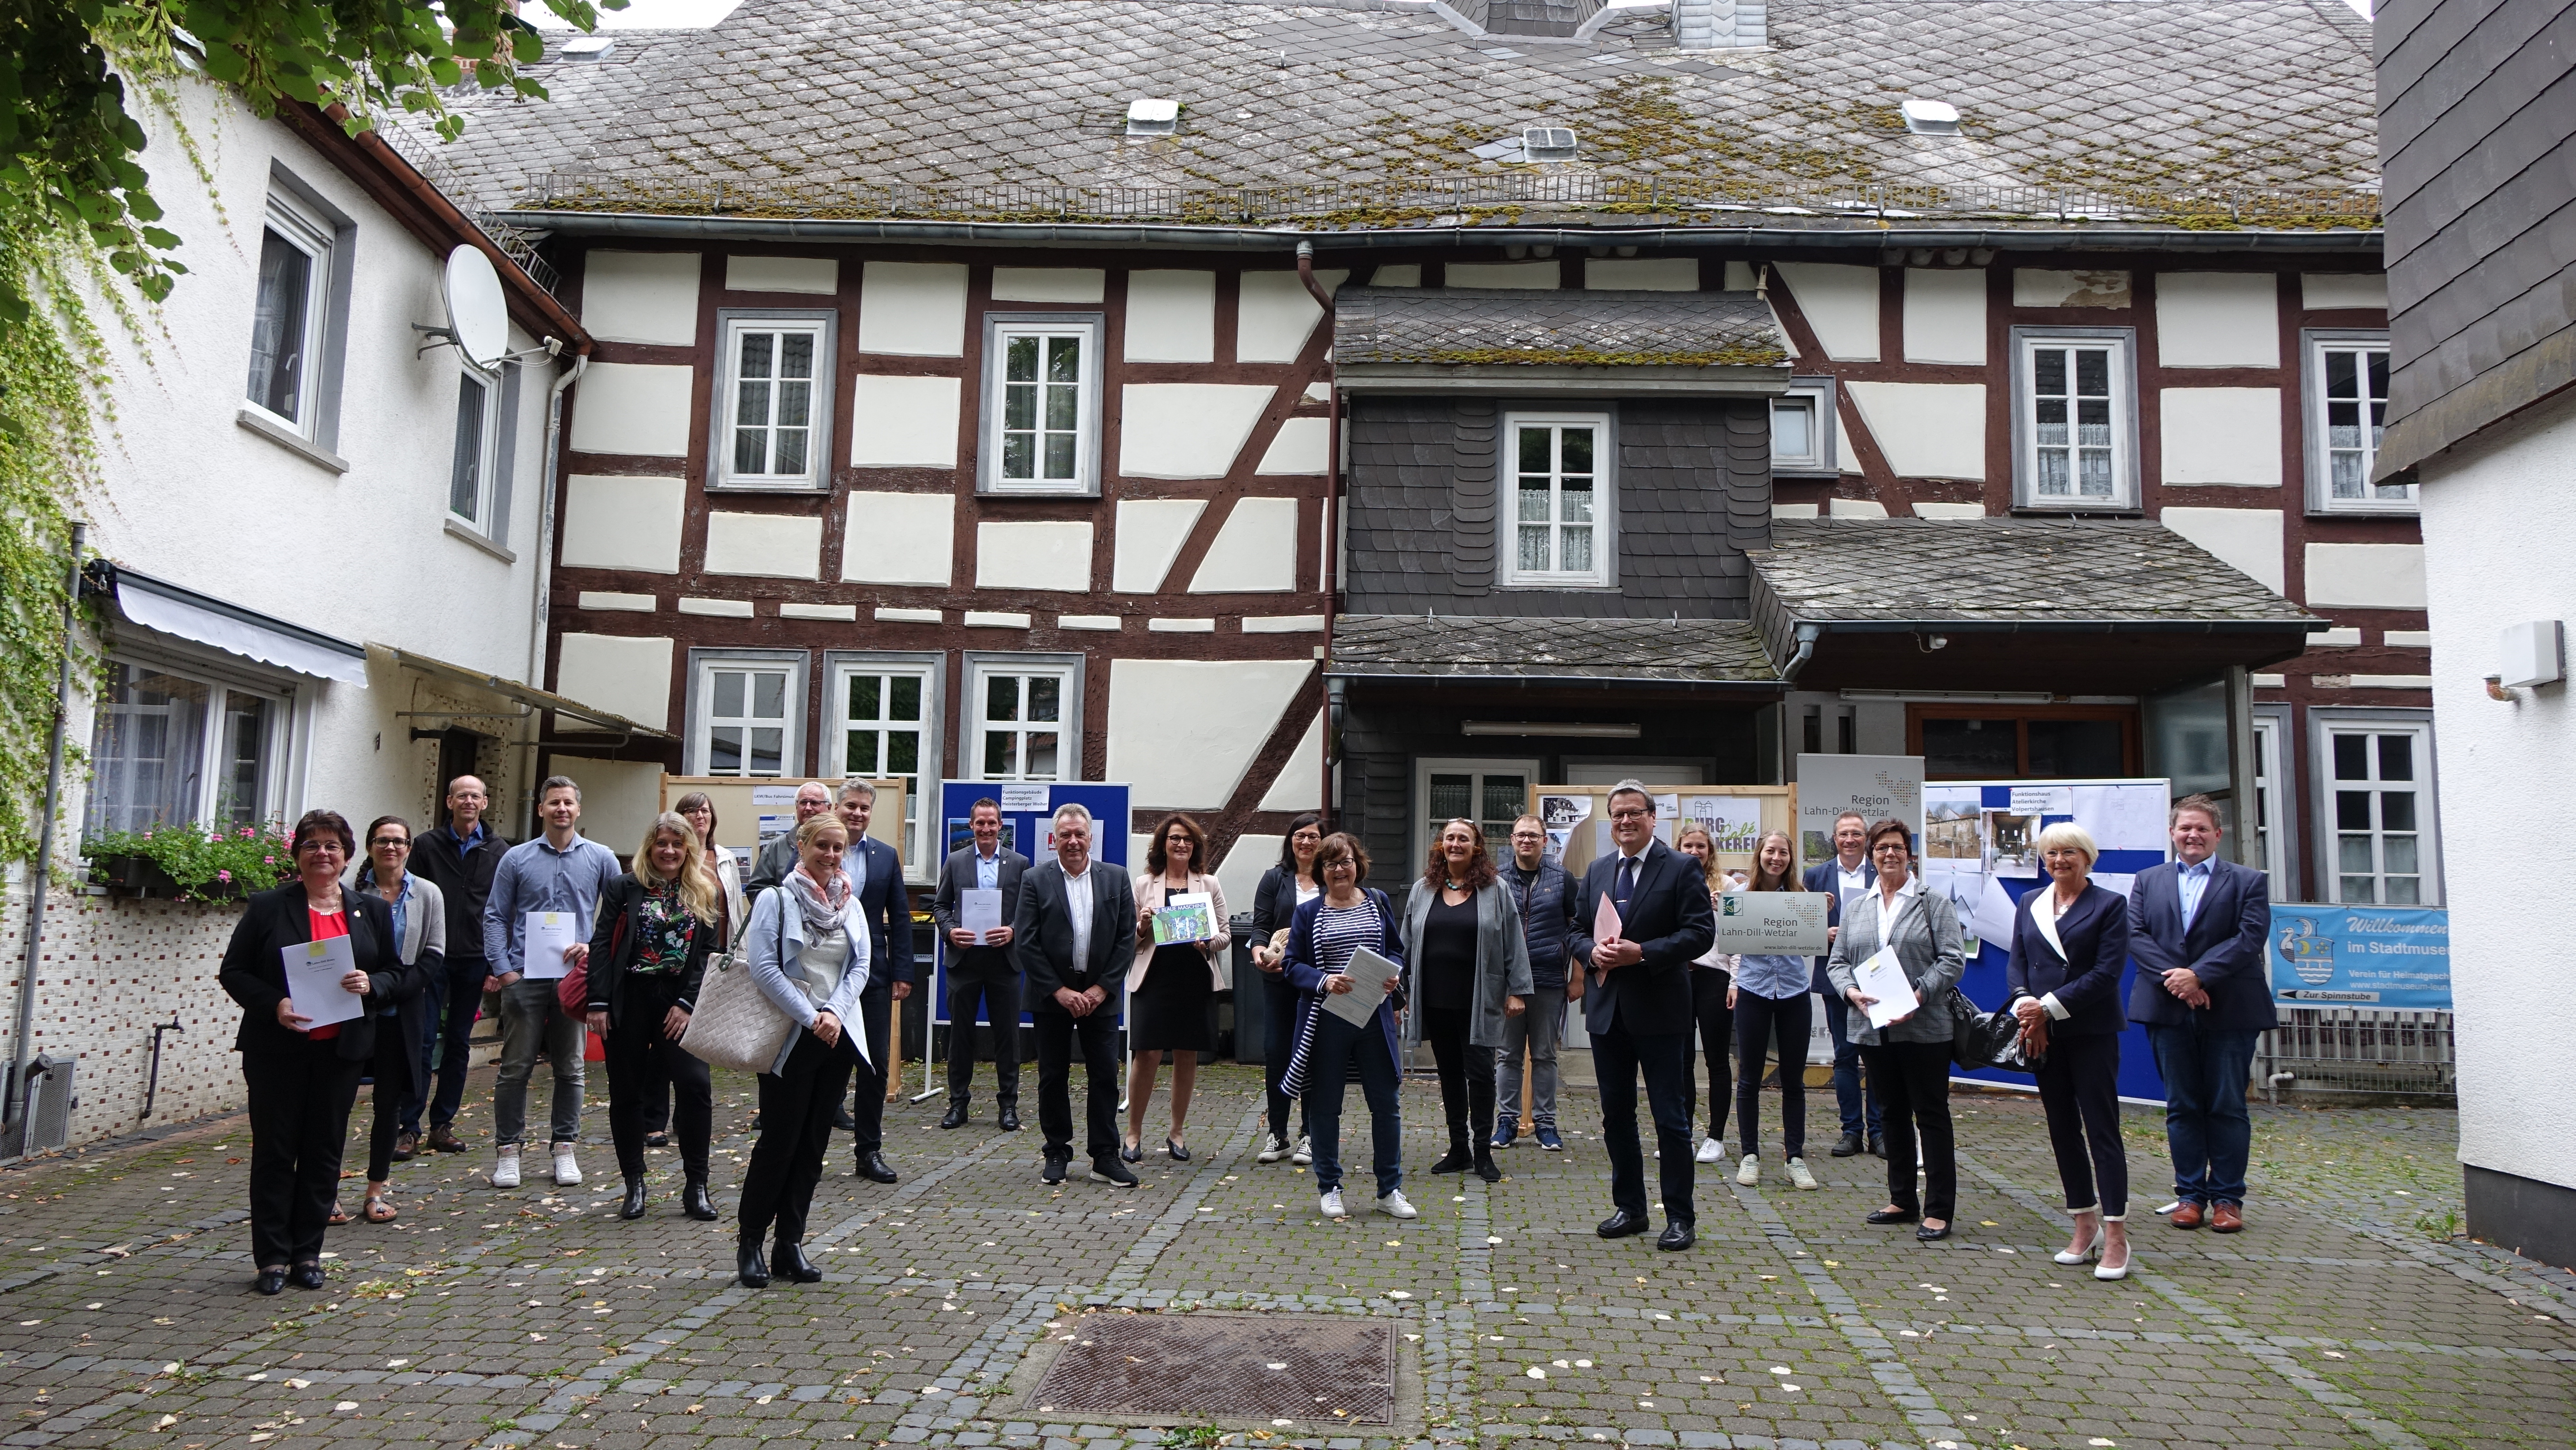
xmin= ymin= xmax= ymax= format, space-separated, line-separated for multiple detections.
xmin=1673 ymin=0 xmax=1766 ymax=50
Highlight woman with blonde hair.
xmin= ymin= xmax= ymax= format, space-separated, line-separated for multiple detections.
xmin=2007 ymin=820 xmax=2133 ymax=1279
xmin=1725 ymin=830 xmax=1821 ymax=1191
xmin=1674 ymin=823 xmax=1732 ymax=1166
xmin=585 ymin=813 xmax=723 ymax=1223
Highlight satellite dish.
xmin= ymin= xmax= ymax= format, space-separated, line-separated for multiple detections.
xmin=441 ymin=246 xmax=510 ymax=368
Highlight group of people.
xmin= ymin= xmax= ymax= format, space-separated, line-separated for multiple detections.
xmin=217 ymin=773 xmax=2275 ymax=1294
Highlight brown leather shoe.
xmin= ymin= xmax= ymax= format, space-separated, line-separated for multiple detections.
xmin=2170 ymin=1200 xmax=2206 ymax=1229
xmin=427 ymin=1125 xmax=467 ymax=1154
xmin=2209 ymin=1201 xmax=2244 ymax=1233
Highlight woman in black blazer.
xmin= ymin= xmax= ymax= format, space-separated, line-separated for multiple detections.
xmin=1248 ymin=812 xmax=1322 ymax=1165
xmin=585 ymin=812 xmax=721 ymax=1224
xmin=2007 ymin=821 xmax=2134 ymax=1281
xmin=217 ymin=809 xmax=418 ymax=1296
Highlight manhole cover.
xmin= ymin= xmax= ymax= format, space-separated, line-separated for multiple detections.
xmin=1031 ymin=1312 xmax=1397 ymax=1425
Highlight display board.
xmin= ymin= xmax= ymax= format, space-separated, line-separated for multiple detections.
xmin=1796 ymin=754 xmax=1924 ymax=867
xmin=928 ymin=781 xmax=1132 ymax=1030
xmin=1528 ymin=784 xmax=1796 ymax=881
xmin=2269 ymin=905 xmax=2451 ymax=1010
xmin=658 ymin=776 xmax=908 ymax=876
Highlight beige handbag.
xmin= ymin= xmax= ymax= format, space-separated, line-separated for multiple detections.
xmin=680 ymin=891 xmax=797 ymax=1073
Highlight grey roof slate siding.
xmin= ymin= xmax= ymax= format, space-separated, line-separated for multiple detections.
xmin=1334 ymin=288 xmax=1786 ymax=367
xmin=1747 ymin=518 xmax=2321 ymax=625
xmin=1330 ymin=613 xmax=1779 ymax=681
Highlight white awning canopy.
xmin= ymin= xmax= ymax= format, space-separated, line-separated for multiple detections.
xmin=379 ymin=645 xmax=676 ymax=741
xmin=102 ymin=563 xmax=370 ymax=685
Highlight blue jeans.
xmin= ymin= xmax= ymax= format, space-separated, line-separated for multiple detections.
xmin=411 ymin=956 xmax=490 ymax=1133
xmin=1820 ymin=991 xmax=1882 ymax=1139
xmin=2148 ymin=1023 xmax=2261 ymax=1205
xmin=1304 ymin=1011 xmax=1403 ymax=1200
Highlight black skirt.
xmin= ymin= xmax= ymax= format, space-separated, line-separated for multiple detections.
xmin=1129 ymin=942 xmax=1215 ymax=1052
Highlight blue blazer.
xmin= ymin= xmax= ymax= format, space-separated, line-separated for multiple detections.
xmin=2125 ymin=856 xmax=2276 ymax=1031
xmin=850 ymin=837 xmax=917 ymax=986
xmin=2005 ymin=881 xmax=2131 ymax=1038
xmin=1802 ymin=858 xmax=1864 ymax=993
xmin=1571 ymin=838 xmax=1714 ymax=1037
xmin=1284 ymin=887 xmax=1407 ymax=1065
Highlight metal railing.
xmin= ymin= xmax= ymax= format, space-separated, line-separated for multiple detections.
xmin=2260 ymin=1008 xmax=2456 ymax=1104
xmin=373 ymin=125 xmax=564 ymax=300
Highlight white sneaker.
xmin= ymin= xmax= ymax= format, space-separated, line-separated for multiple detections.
xmin=1318 ymin=1188 xmax=1346 ymax=1218
xmin=491 ymin=1147 xmax=521 ymax=1189
xmin=1695 ymin=1136 xmax=1725 ymax=1165
xmin=1291 ymin=1136 xmax=1312 ymax=1166
xmin=552 ymin=1143 xmax=582 ymax=1187
xmin=1736 ymin=1152 xmax=1760 ymax=1187
xmin=1785 ymin=1156 xmax=1820 ymax=1191
xmin=1375 ymin=1189 xmax=1418 ymax=1219
xmin=1257 ymin=1134 xmax=1289 ymax=1164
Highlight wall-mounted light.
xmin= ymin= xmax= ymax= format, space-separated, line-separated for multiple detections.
xmin=1460 ymin=721 xmax=1642 ymax=738
xmin=2498 ymin=620 xmax=2563 ymax=688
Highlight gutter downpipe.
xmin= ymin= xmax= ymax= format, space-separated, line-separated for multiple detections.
xmin=526 ymin=349 xmax=589 ymax=838
xmin=1775 ymin=623 xmax=1820 ymax=788
xmin=1297 ymin=241 xmax=1340 ymax=829
xmin=8 ymin=522 xmax=85 ymax=1142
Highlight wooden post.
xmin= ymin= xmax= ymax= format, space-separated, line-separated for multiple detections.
xmin=1520 ymin=1041 xmax=1534 ymax=1125
xmin=886 ymin=1000 xmax=904 ymax=1101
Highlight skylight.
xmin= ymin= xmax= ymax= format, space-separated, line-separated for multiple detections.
xmin=1899 ymin=98 xmax=1961 ymax=136
xmin=1126 ymin=98 xmax=1180 ymax=137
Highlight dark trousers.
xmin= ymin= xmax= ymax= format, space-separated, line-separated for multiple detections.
xmin=242 ymin=1042 xmax=363 ymax=1267
xmin=1305 ymin=1011 xmax=1402 ymax=1199
xmin=1734 ymin=989 xmax=1811 ymax=1160
xmin=844 ymin=978 xmax=894 ymax=1158
xmin=2148 ymin=1023 xmax=2261 ymax=1205
xmin=1820 ymin=989 xmax=1882 ymax=1138
xmin=945 ymin=972 xmax=1023 ymax=1104
xmin=1032 ymin=1007 xmax=1121 ymax=1162
xmin=1420 ymin=1005 xmax=1494 ymax=1152
xmin=2036 ymin=1030 xmax=2128 ymax=1218
xmin=364 ymin=1015 xmax=419 ymax=1182
xmin=605 ymin=983 xmax=712 ymax=1183
xmin=1260 ymin=969 xmax=1309 ymax=1142
xmin=415 ymin=955 xmax=489 ymax=1131
xmin=1591 ymin=1023 xmax=1696 ymax=1224
xmin=739 ymin=1030 xmax=855 ymax=1247
xmin=1862 ymin=1040 xmax=1956 ymax=1220
xmin=1683 ymin=969 xmax=1731 ymax=1141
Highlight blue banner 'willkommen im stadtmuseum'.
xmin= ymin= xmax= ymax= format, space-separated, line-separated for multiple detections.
xmin=2268 ymin=905 xmax=2451 ymax=1010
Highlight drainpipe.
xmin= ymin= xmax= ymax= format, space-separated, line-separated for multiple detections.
xmin=1296 ymin=242 xmax=1340 ymax=827
xmin=525 ymin=349 xmax=588 ymax=838
xmin=1779 ymin=622 xmax=1820 ymax=681
xmin=8 ymin=523 xmax=85 ymax=1141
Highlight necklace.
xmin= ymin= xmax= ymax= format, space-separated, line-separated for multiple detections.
xmin=1445 ymin=878 xmax=1466 ymax=891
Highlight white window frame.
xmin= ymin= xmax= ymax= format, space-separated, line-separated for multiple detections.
xmin=448 ymin=362 xmax=502 ymax=529
xmin=2302 ymin=329 xmax=2408 ymax=515
xmin=243 ymin=190 xmax=336 ymax=439
xmin=2009 ymin=326 xmax=2141 ymax=511
xmin=1415 ymin=756 xmax=1541 ymax=866
xmin=1771 ymin=378 xmax=1838 ymax=476
xmin=823 ymin=650 xmax=944 ymax=884
xmin=709 ymin=310 xmax=836 ymax=491
xmin=977 ymin=312 xmax=1104 ymax=496
xmin=963 ymin=651 xmax=1084 ymax=784
xmin=2308 ymin=708 xmax=2439 ymax=907
xmin=1500 ymin=410 xmax=1614 ymax=588
xmin=82 ymin=651 xmax=297 ymax=837
xmin=2250 ymin=704 xmax=2295 ymax=901
xmin=683 ymin=648 xmax=809 ymax=779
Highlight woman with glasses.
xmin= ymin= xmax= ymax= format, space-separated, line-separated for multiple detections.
xmin=1123 ymin=813 xmax=1230 ymax=1162
xmin=1828 ymin=818 xmax=1968 ymax=1241
xmin=1401 ymin=819 xmax=1530 ymax=1183
xmin=1283 ymin=834 xmax=1415 ymax=1220
xmin=338 ymin=816 xmax=444 ymax=1226
xmin=1250 ymin=813 xmax=1323 ymax=1165
xmin=218 ymin=810 xmax=420 ymax=1295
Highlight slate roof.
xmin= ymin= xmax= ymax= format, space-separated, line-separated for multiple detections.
xmin=1328 ymin=613 xmax=1780 ymax=682
xmin=1335 ymin=288 xmax=1787 ymax=367
xmin=1747 ymin=518 xmax=2322 ymax=626
xmin=432 ymin=0 xmax=2380 ymax=231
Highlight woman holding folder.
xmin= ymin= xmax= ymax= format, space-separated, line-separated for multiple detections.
xmin=1726 ymin=831 xmax=1820 ymax=1192
xmin=1124 ymin=813 xmax=1231 ymax=1162
xmin=1826 ymin=817 xmax=1967 ymax=1241
xmin=1283 ymin=833 xmax=1415 ymax=1220
xmin=217 ymin=809 xmax=419 ymax=1295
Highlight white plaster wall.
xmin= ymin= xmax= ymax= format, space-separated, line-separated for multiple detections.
xmin=1370 ymin=265 xmax=1422 ymax=288
xmin=561 ymin=474 xmax=687 ymax=572
xmin=1111 ymin=499 xmax=1205 ymax=592
xmin=556 ymin=633 xmax=675 ymax=730
xmin=547 ymin=755 xmax=668 ymax=858
xmin=1105 ymin=660 xmax=1314 ymax=807
xmin=1125 ymin=270 xmax=1216 ymax=362
xmin=1216 ymin=834 xmax=1283 ymax=916
xmin=850 ymin=374 xmax=961 ymax=467
xmin=1585 ymin=258 xmax=1699 ymax=291
xmin=2302 ymin=273 xmax=2388 ymax=310
xmin=2420 ymin=396 xmax=2576 ymax=1192
xmin=2156 ymin=272 xmax=2281 ymax=368
xmin=2159 ymin=388 xmax=2284 ymax=487
xmin=2304 ymin=543 xmax=2428 ymax=608
xmin=858 ymin=261 xmax=968 ymax=356
xmin=725 ymin=254 xmax=837 ymax=295
xmin=991 ymin=268 xmax=1105 ymax=303
xmin=1258 ymin=713 xmax=1326 ymax=811
xmin=1903 ymin=268 xmax=1987 ymax=364
xmin=703 ymin=511 xmax=824 ymax=579
xmin=1256 ymin=416 xmax=1330 ymax=475
xmin=845 ymin=491 xmax=956 ymax=585
xmin=1827 ymin=498 xmax=1890 ymax=518
xmin=570 ymin=362 xmax=695 ymax=456
xmin=976 ymin=521 xmax=1095 ymax=592
xmin=2012 ymin=269 xmax=2133 ymax=308
xmin=1442 ymin=261 xmax=1559 ymax=291
xmin=1844 ymin=382 xmax=1986 ymax=478
xmin=2160 ymin=506 xmax=2286 ymax=594
xmin=1190 ymin=497 xmax=1301 ymax=592
xmin=1912 ymin=501 xmax=1986 ymax=519
xmin=581 ymin=250 xmax=700 ymax=345
xmin=1119 ymin=384 xmax=1275 ymax=478
xmin=1239 ymin=269 xmax=1346 ymax=362
xmin=1775 ymin=263 xmax=1881 ymax=360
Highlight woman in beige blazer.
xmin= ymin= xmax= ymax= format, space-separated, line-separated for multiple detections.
xmin=1124 ymin=812 xmax=1231 ymax=1162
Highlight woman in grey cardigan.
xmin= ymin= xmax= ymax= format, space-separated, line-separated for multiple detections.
xmin=1401 ymin=820 xmax=1531 ymax=1183
xmin=1827 ymin=817 xmax=1967 ymax=1241
xmin=345 ymin=816 xmax=445 ymax=1226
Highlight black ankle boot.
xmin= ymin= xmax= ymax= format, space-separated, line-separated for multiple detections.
xmin=736 ymin=1239 xmax=769 ymax=1288
xmin=1430 ymin=1142 xmax=1473 ymax=1174
xmin=682 ymin=1177 xmax=719 ymax=1221
xmin=620 ymin=1178 xmax=649 ymax=1220
xmin=773 ymin=1241 xmax=822 ymax=1283
xmin=1473 ymin=1148 xmax=1501 ymax=1183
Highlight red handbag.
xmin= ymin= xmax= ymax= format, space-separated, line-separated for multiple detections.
xmin=559 ymin=911 xmax=623 ymax=1015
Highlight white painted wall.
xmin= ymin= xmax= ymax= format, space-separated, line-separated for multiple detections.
xmin=1216 ymin=834 xmax=1284 ymax=916
xmin=1125 ymin=270 xmax=1216 ymax=362
xmin=2305 ymin=543 xmax=2428 ymax=607
xmin=976 ymin=521 xmax=1094 ymax=591
xmin=1239 ymin=269 xmax=1346 ymax=362
xmin=1111 ymin=499 xmax=1205 ymax=592
xmin=844 ymin=491 xmax=955 ymax=585
xmin=991 ymin=267 xmax=1105 ymax=303
xmin=1190 ymin=497 xmax=1301 ymax=592
xmin=1585 ymin=258 xmax=1699 ymax=291
xmin=1442 ymin=261 xmax=1559 ymax=291
xmin=1258 ymin=713 xmax=1326 ymax=811
xmin=1902 ymin=268 xmax=1987 ymax=365
xmin=849 ymin=374 xmax=961 ymax=467
xmin=2159 ymin=388 xmax=2284 ymax=487
xmin=703 ymin=511 xmax=824 ymax=579
xmin=561 ymin=474 xmax=687 ymax=572
xmin=1104 ymin=659 xmax=1313 ymax=807
xmin=2156 ymin=272 xmax=2281 ymax=368
xmin=1257 ymin=416 xmax=1330 ymax=475
xmin=2160 ymin=506 xmax=2286 ymax=594
xmin=556 ymin=633 xmax=676 ymax=731
xmin=1844 ymin=382 xmax=1986 ymax=478
xmin=1370 ymin=265 xmax=1422 ymax=288
xmin=570 ymin=362 xmax=695 ymax=456
xmin=1119 ymin=384 xmax=1274 ymax=479
xmin=2302 ymin=273 xmax=2388 ymax=310
xmin=2012 ymin=269 xmax=2133 ymax=308
xmin=2420 ymin=395 xmax=2576 ymax=1196
xmin=725 ymin=254 xmax=837 ymax=296
xmin=547 ymin=754 xmax=667 ymax=859
xmin=582 ymin=250 xmax=700 ymax=346
xmin=1775 ymin=263 xmax=1880 ymax=360
xmin=858 ymin=261 xmax=967 ymax=355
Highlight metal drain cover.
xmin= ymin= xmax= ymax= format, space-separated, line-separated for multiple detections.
xmin=1030 ymin=1313 xmax=1397 ymax=1425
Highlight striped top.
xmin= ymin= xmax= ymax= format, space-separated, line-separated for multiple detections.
xmin=1312 ymin=900 xmax=1383 ymax=983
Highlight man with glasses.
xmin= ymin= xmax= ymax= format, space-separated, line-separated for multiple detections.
xmin=1493 ymin=814 xmax=1577 ymax=1152
xmin=407 ymin=774 xmax=510 ymax=1156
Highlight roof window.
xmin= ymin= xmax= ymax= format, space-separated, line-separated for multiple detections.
xmin=1899 ymin=98 xmax=1960 ymax=137
xmin=560 ymin=35 xmax=614 ymax=60
xmin=1522 ymin=126 xmax=1578 ymax=162
xmin=1126 ymin=98 xmax=1180 ymax=137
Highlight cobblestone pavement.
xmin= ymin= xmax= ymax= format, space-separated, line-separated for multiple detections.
xmin=1 ymin=1063 xmax=2569 ymax=1450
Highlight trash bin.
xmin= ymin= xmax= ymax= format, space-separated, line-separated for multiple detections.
xmin=1229 ymin=912 xmax=1264 ymax=1065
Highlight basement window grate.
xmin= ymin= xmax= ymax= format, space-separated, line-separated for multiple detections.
xmin=1029 ymin=1312 xmax=1398 ymax=1426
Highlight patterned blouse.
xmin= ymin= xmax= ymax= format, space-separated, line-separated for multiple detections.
xmin=630 ymin=883 xmax=699 ymax=975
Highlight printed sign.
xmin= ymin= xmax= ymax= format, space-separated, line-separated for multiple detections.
xmin=2268 ymin=905 xmax=2451 ymax=1010
xmin=1686 ymin=797 xmax=1765 ymax=853
xmin=1713 ymin=892 xmax=1833 ymax=955
xmin=1539 ymin=794 xmax=1592 ymax=830
xmin=998 ymin=782 xmax=1052 ymax=813
xmin=752 ymin=783 xmax=802 ymax=848
xmin=1797 ymin=754 xmax=1924 ymax=866
xmin=2009 ymin=785 xmax=2075 ymax=816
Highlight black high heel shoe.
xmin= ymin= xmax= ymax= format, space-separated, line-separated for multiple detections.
xmin=1165 ymin=1137 xmax=1190 ymax=1162
xmin=683 ymin=1178 xmax=719 ymax=1221
xmin=620 ymin=1179 xmax=650 ymax=1220
xmin=773 ymin=1241 xmax=823 ymax=1283
xmin=737 ymin=1240 xmax=770 ymax=1289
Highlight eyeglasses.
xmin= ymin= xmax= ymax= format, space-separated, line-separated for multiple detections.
xmin=369 ymin=837 xmax=410 ymax=850
xmin=1608 ymin=808 xmax=1652 ymax=822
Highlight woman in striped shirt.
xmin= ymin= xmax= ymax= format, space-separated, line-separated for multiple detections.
xmin=1281 ymin=833 xmax=1415 ymax=1221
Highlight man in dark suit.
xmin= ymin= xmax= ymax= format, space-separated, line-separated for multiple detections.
xmin=406 ymin=773 xmax=510 ymax=1156
xmin=2126 ymin=793 xmax=2274 ymax=1235
xmin=1012 ymin=803 xmax=1138 ymax=1187
xmin=1803 ymin=810 xmax=1884 ymax=1158
xmin=805 ymin=781 xmax=917 ymax=1184
xmin=932 ymin=798 xmax=1030 ymax=1131
xmin=1571 ymin=781 xmax=1716 ymax=1250
xmin=744 ymin=781 xmax=836 ymax=894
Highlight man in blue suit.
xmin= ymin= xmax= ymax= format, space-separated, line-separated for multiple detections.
xmin=821 ymin=782 xmax=918 ymax=1183
xmin=1803 ymin=810 xmax=1884 ymax=1158
xmin=2126 ymin=793 xmax=2274 ymax=1234
xmin=1571 ymin=781 xmax=1716 ymax=1251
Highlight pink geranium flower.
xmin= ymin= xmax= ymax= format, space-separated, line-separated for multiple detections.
xmin=217 ymin=870 xmax=233 ymax=882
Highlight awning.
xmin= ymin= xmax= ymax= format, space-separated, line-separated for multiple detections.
xmin=378 ymin=645 xmax=676 ymax=741
xmin=96 ymin=562 xmax=370 ymax=685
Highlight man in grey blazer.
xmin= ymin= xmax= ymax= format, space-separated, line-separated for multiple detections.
xmin=1012 ymin=803 xmax=1138 ymax=1187
xmin=932 ymin=798 xmax=1030 ymax=1131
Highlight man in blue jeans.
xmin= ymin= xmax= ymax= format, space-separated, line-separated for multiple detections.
xmin=2127 ymin=794 xmax=2274 ymax=1234
xmin=405 ymin=775 xmax=510 ymax=1156
xmin=1803 ymin=811 xmax=1884 ymax=1158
